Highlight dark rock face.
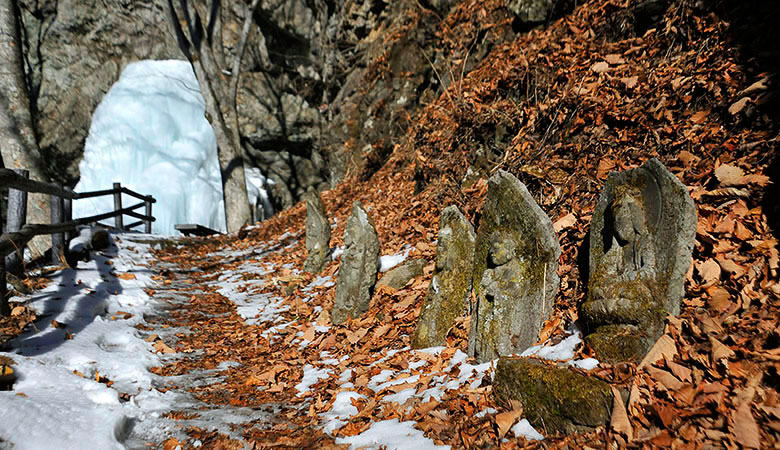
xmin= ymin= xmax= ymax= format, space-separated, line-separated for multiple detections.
xmin=377 ymin=258 xmax=426 ymax=290
xmin=18 ymin=0 xmax=181 ymax=184
xmin=412 ymin=206 xmax=475 ymax=349
xmin=19 ymin=0 xmax=516 ymax=210
xmin=506 ymin=0 xmax=575 ymax=27
xmin=332 ymin=201 xmax=379 ymax=324
xmin=493 ymin=357 xmax=613 ymax=435
xmin=582 ymin=158 xmax=696 ymax=362
xmin=468 ymin=171 xmax=561 ymax=362
xmin=303 ymin=188 xmax=331 ymax=274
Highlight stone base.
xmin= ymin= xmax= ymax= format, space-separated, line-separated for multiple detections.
xmin=493 ymin=357 xmax=613 ymax=435
xmin=584 ymin=324 xmax=653 ymax=363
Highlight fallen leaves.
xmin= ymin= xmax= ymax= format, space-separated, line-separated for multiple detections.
xmin=495 ymin=401 xmax=523 ymax=439
xmin=115 ymin=272 xmax=137 ymax=280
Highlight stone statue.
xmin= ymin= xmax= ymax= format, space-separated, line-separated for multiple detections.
xmin=303 ymin=188 xmax=331 ymax=274
xmin=332 ymin=201 xmax=380 ymax=324
xmin=412 ymin=206 xmax=475 ymax=348
xmin=582 ymin=158 xmax=696 ymax=362
xmin=469 ymin=171 xmax=561 ymax=362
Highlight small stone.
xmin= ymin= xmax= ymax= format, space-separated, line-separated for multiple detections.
xmin=493 ymin=357 xmax=613 ymax=434
xmin=90 ymin=229 xmax=111 ymax=251
xmin=377 ymin=258 xmax=426 ymax=290
xmin=332 ymin=202 xmax=380 ymax=324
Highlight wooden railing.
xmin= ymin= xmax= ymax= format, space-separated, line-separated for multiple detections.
xmin=0 ymin=168 xmax=156 ymax=315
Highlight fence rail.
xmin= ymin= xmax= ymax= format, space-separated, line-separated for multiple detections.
xmin=0 ymin=169 xmax=156 ymax=316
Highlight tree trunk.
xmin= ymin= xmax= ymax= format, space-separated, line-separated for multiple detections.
xmin=165 ymin=0 xmax=254 ymax=233
xmin=0 ymin=0 xmax=51 ymax=257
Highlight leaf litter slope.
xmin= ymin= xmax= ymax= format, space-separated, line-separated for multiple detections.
xmin=150 ymin=0 xmax=779 ymax=448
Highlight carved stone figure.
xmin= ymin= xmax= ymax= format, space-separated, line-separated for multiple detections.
xmin=303 ymin=188 xmax=331 ymax=274
xmin=468 ymin=171 xmax=561 ymax=362
xmin=582 ymin=158 xmax=696 ymax=362
xmin=332 ymin=201 xmax=379 ymax=324
xmin=412 ymin=206 xmax=475 ymax=348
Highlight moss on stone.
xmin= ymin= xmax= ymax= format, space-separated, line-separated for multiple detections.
xmin=493 ymin=357 xmax=613 ymax=435
xmin=412 ymin=206 xmax=475 ymax=348
xmin=585 ymin=325 xmax=647 ymax=363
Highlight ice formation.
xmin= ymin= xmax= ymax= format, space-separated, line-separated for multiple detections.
xmin=73 ymin=60 xmax=270 ymax=235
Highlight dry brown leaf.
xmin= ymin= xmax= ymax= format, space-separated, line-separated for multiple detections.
xmin=728 ymin=97 xmax=750 ymax=115
xmin=732 ymin=401 xmax=761 ymax=448
xmin=690 ymin=110 xmax=709 ymax=124
xmin=604 ymin=54 xmax=625 ymax=65
xmin=553 ymin=213 xmax=577 ymax=233
xmin=116 ymin=272 xmax=137 ymax=280
xmin=303 ymin=326 xmax=316 ymax=342
xmin=708 ymin=287 xmax=733 ymax=312
xmin=697 ymin=259 xmax=721 ymax=285
xmin=591 ymin=61 xmax=609 ymax=73
xmin=153 ymin=340 xmax=176 ymax=354
xmin=709 ymin=336 xmax=735 ymax=362
xmin=715 ymin=164 xmax=745 ymax=187
xmin=610 ymin=386 xmax=633 ymax=440
xmin=638 ymin=335 xmax=677 ymax=370
xmin=621 ymin=76 xmax=639 ymax=89
xmin=597 ymin=159 xmax=616 ymax=180
xmin=716 ymin=257 xmax=747 ymax=278
xmin=495 ymin=406 xmax=524 ymax=439
xmin=163 ymin=438 xmax=181 ymax=450
xmin=10 ymin=306 xmax=27 ymax=317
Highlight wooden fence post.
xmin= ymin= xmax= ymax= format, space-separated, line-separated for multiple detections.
xmin=51 ymin=188 xmax=65 ymax=265
xmin=5 ymin=169 xmax=28 ymax=276
xmin=144 ymin=196 xmax=153 ymax=233
xmin=64 ymin=187 xmax=73 ymax=243
xmin=113 ymin=182 xmax=123 ymax=230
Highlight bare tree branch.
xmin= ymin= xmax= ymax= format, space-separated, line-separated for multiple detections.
xmin=166 ymin=0 xmax=192 ymax=59
xmin=229 ymin=0 xmax=261 ymax=107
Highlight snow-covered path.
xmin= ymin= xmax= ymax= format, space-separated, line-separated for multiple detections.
xmin=0 ymin=231 xmax=292 ymax=448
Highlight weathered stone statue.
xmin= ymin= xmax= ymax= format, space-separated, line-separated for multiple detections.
xmin=332 ymin=201 xmax=380 ymax=324
xmin=582 ymin=158 xmax=696 ymax=362
xmin=303 ymin=188 xmax=331 ymax=274
xmin=469 ymin=171 xmax=561 ymax=362
xmin=412 ymin=206 xmax=475 ymax=348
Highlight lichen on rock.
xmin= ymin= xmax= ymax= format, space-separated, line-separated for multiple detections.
xmin=303 ymin=188 xmax=331 ymax=274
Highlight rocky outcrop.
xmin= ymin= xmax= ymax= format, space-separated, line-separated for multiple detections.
xmin=18 ymin=0 xmax=181 ymax=183
xmin=377 ymin=258 xmax=426 ymax=290
xmin=581 ymin=158 xmax=696 ymax=362
xmin=468 ymin=170 xmax=561 ymax=362
xmin=303 ymin=188 xmax=331 ymax=274
xmin=493 ymin=357 xmax=613 ymax=435
xmin=507 ymin=0 xmax=575 ymax=27
xmin=332 ymin=201 xmax=379 ymax=324
xmin=19 ymin=0 xmax=518 ymax=210
xmin=412 ymin=206 xmax=475 ymax=349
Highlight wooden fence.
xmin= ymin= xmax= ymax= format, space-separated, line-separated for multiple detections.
xmin=0 ymin=168 xmax=156 ymax=316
